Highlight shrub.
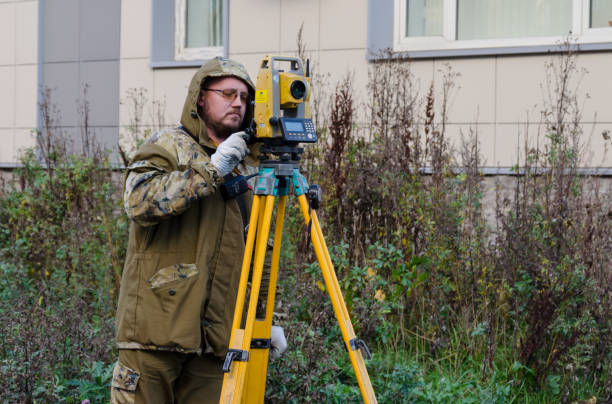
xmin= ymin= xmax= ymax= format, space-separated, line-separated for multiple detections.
xmin=274 ymin=44 xmax=610 ymax=402
xmin=0 ymin=88 xmax=125 ymax=403
xmin=495 ymin=45 xmax=611 ymax=394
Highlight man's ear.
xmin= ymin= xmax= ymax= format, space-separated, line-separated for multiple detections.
xmin=197 ymin=90 xmax=205 ymax=108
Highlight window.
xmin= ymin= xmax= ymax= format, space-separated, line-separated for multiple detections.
xmin=151 ymin=0 xmax=227 ymax=68
xmin=456 ymin=1 xmax=572 ymax=41
xmin=175 ymin=0 xmax=224 ymax=60
xmin=393 ymin=0 xmax=612 ymax=53
xmin=405 ymin=0 xmax=443 ymax=37
xmin=590 ymin=0 xmax=612 ymax=28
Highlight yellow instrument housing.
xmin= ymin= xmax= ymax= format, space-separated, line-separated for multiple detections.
xmin=279 ymin=72 xmax=310 ymax=109
xmin=253 ymin=55 xmax=311 ymax=140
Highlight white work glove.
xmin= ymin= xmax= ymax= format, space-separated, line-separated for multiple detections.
xmin=270 ymin=325 xmax=288 ymax=360
xmin=210 ymin=131 xmax=249 ymax=177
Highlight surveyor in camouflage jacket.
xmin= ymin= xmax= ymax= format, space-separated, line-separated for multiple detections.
xmin=110 ymin=57 xmax=285 ymax=404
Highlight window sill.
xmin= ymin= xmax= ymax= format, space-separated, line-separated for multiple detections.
xmin=369 ymin=41 xmax=612 ymax=60
xmin=150 ymin=60 xmax=207 ymax=69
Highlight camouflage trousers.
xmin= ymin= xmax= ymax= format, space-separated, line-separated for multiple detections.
xmin=110 ymin=349 xmax=224 ymax=404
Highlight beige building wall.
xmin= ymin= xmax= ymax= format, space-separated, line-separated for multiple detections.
xmin=0 ymin=0 xmax=38 ymax=166
xmin=120 ymin=0 xmax=195 ymax=159
xmin=119 ymin=0 xmax=611 ymax=169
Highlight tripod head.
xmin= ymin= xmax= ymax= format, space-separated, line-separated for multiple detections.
xmin=258 ymin=142 xmax=303 ymax=163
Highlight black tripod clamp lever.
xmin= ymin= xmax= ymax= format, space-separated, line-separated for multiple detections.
xmin=222 ymin=349 xmax=249 ymax=373
xmin=348 ymin=338 xmax=372 ymax=360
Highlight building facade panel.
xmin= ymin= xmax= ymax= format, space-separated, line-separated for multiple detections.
xmin=13 ymin=128 xmax=35 ymax=157
xmin=229 ymin=0 xmax=281 ymax=54
xmin=0 ymin=2 xmax=16 ymax=66
xmin=14 ymin=63 xmax=37 ymax=128
xmin=38 ymin=0 xmax=121 ymax=161
xmin=0 ymin=65 xmax=16 ymax=128
xmin=432 ymin=57 xmax=496 ymax=125
xmin=119 ymin=58 xmax=155 ymax=126
xmin=42 ymin=61 xmax=80 ymax=127
xmin=576 ymin=52 xmax=612 ymax=124
xmin=90 ymin=126 xmax=120 ymax=158
xmin=279 ymin=0 xmax=320 ymax=53
xmin=43 ymin=0 xmax=79 ymax=63
xmin=469 ymin=124 xmax=496 ymax=167
xmin=78 ymin=0 xmax=121 ymax=61
xmin=80 ymin=60 xmax=120 ymax=127
xmin=320 ymin=0 xmax=367 ymax=50
xmin=317 ymin=48 xmax=369 ymax=101
xmin=0 ymin=0 xmax=37 ymax=165
xmin=494 ymin=122 xmax=546 ymax=168
xmin=581 ymin=123 xmax=612 ymax=168
xmin=494 ymin=54 xmax=550 ymax=124
xmin=120 ymin=0 xmax=151 ymax=59
xmin=445 ymin=123 xmax=496 ymax=166
xmin=366 ymin=0 xmax=393 ymax=57
xmin=150 ymin=0 xmax=176 ymax=64
xmin=153 ymin=68 xmax=196 ymax=125
xmin=404 ymin=59 xmax=436 ymax=96
xmin=0 ymin=129 xmax=15 ymax=163
xmin=225 ymin=53 xmax=265 ymax=84
xmin=15 ymin=0 xmax=37 ymax=65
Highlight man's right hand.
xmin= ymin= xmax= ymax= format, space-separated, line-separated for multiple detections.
xmin=210 ymin=131 xmax=249 ymax=177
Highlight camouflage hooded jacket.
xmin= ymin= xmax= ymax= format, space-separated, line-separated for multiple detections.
xmin=115 ymin=57 xmax=258 ymax=356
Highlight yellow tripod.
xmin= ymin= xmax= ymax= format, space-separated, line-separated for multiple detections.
xmin=219 ymin=154 xmax=378 ymax=403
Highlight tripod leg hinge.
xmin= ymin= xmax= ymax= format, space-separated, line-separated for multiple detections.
xmin=292 ymin=170 xmax=309 ymax=196
xmin=250 ymin=338 xmax=271 ymax=349
xmin=222 ymin=349 xmax=249 ymax=373
xmin=254 ymin=169 xmax=278 ymax=195
xmin=348 ymin=338 xmax=372 ymax=360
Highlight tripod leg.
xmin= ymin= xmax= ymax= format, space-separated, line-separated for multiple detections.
xmin=228 ymin=195 xmax=261 ymax=335
xmin=220 ymin=195 xmax=276 ymax=404
xmin=243 ymin=195 xmax=287 ymax=404
xmin=297 ymin=194 xmax=378 ymax=404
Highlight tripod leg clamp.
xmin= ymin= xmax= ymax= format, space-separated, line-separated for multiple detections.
xmin=222 ymin=349 xmax=249 ymax=373
xmin=250 ymin=338 xmax=271 ymax=349
xmin=348 ymin=338 xmax=372 ymax=360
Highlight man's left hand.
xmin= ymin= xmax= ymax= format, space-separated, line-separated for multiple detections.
xmin=270 ymin=325 xmax=287 ymax=359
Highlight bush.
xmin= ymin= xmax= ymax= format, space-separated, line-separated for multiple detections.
xmin=495 ymin=46 xmax=611 ymax=394
xmin=0 ymin=88 xmax=125 ymax=403
xmin=272 ymin=45 xmax=610 ymax=402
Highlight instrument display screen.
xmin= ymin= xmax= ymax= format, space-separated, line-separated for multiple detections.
xmin=285 ymin=121 xmax=304 ymax=132
xmin=284 ymin=121 xmax=304 ymax=132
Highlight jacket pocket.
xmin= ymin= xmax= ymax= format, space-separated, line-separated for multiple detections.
xmin=149 ymin=263 xmax=199 ymax=314
xmin=110 ymin=361 xmax=139 ymax=403
xmin=149 ymin=263 xmax=198 ymax=288
xmin=136 ymin=263 xmax=205 ymax=351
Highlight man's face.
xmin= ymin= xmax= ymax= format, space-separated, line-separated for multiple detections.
xmin=198 ymin=77 xmax=249 ymax=141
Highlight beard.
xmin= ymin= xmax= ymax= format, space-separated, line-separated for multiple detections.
xmin=202 ymin=104 xmax=242 ymax=140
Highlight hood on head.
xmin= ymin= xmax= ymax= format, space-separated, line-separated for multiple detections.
xmin=180 ymin=57 xmax=255 ymax=148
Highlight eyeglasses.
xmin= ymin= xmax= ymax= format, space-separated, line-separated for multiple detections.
xmin=204 ymin=88 xmax=250 ymax=104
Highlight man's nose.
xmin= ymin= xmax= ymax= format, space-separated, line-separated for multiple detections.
xmin=230 ymin=94 xmax=244 ymax=107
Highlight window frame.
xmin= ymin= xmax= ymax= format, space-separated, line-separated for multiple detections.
xmin=174 ymin=0 xmax=224 ymax=61
xmin=393 ymin=0 xmax=612 ymax=53
xmin=150 ymin=0 xmax=228 ymax=69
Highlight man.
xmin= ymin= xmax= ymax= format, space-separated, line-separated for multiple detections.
xmin=111 ymin=57 xmax=285 ymax=403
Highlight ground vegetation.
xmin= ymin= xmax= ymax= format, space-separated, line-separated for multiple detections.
xmin=0 ymin=45 xmax=609 ymax=403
